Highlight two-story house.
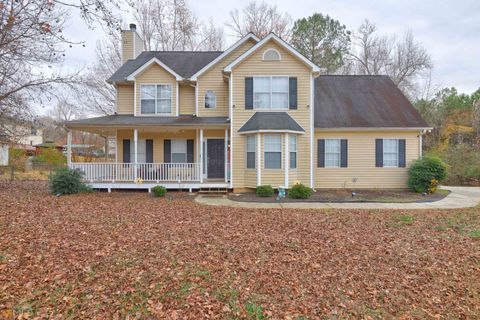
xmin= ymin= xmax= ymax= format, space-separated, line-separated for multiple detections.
xmin=65 ymin=24 xmax=430 ymax=192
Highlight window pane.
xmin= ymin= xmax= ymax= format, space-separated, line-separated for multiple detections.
xmin=290 ymin=152 xmax=296 ymax=169
xmin=264 ymin=134 xmax=281 ymax=152
xmin=157 ymin=85 xmax=171 ymax=99
xmin=325 ymin=139 xmax=340 ymax=153
xmin=157 ymin=99 xmax=171 ymax=113
xmin=141 ymin=99 xmax=155 ymax=114
xmin=246 ymin=135 xmax=256 ymax=152
xmin=325 ymin=153 xmax=340 ymax=167
xmin=265 ymin=152 xmax=281 ymax=169
xmin=171 ymin=153 xmax=186 ymax=163
xmin=272 ymin=77 xmax=288 ymax=92
xmin=254 ymin=93 xmax=270 ymax=108
xmin=141 ymin=85 xmax=155 ymax=99
xmin=383 ymin=139 xmax=398 ymax=167
xmin=272 ymin=93 xmax=288 ymax=109
xmin=289 ymin=135 xmax=297 ymax=152
xmin=205 ymin=90 xmax=216 ymax=108
xmin=254 ymin=77 xmax=270 ymax=92
xmin=172 ymin=140 xmax=186 ymax=153
xmin=325 ymin=139 xmax=340 ymax=167
xmin=247 ymin=152 xmax=255 ymax=169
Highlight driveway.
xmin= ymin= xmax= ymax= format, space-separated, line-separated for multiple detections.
xmin=196 ymin=186 xmax=480 ymax=209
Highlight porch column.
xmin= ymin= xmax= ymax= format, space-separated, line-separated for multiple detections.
xmin=224 ymin=128 xmax=228 ymax=183
xmin=256 ymin=133 xmax=261 ymax=186
xmin=134 ymin=129 xmax=138 ymax=180
xmin=285 ymin=133 xmax=289 ymax=188
xmin=67 ymin=130 xmax=72 ymax=167
xmin=199 ymin=128 xmax=204 ymax=183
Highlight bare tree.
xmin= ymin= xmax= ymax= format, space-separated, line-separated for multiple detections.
xmin=347 ymin=20 xmax=433 ymax=97
xmin=227 ymin=1 xmax=291 ymax=39
xmin=196 ymin=19 xmax=224 ymax=51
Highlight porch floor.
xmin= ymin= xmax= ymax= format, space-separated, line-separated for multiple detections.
xmin=87 ymin=181 xmax=229 ymax=191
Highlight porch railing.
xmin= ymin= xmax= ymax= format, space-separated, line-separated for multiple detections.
xmin=69 ymin=163 xmax=201 ymax=182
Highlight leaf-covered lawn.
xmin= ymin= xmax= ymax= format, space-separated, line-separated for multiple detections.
xmin=0 ymin=182 xmax=479 ymax=319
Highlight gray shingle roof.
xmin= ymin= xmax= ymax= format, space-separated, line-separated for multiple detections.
xmin=314 ymin=75 xmax=429 ymax=128
xmin=238 ymin=112 xmax=305 ymax=133
xmin=64 ymin=115 xmax=229 ymax=127
xmin=108 ymin=51 xmax=223 ymax=82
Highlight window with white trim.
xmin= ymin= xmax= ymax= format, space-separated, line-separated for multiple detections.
xmin=253 ymin=76 xmax=288 ymax=109
xmin=383 ymin=139 xmax=399 ymax=167
xmin=262 ymin=48 xmax=281 ymax=61
xmin=246 ymin=135 xmax=256 ymax=169
xmin=171 ymin=139 xmax=187 ymax=163
xmin=130 ymin=139 xmax=146 ymax=163
xmin=264 ymin=134 xmax=282 ymax=169
xmin=205 ymin=90 xmax=216 ymax=108
xmin=140 ymin=84 xmax=172 ymax=114
xmin=325 ymin=139 xmax=341 ymax=168
xmin=289 ymin=135 xmax=297 ymax=169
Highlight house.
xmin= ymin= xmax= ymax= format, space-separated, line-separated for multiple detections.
xmin=64 ymin=23 xmax=430 ymax=192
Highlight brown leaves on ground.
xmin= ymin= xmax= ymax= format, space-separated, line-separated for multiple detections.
xmin=0 ymin=181 xmax=479 ymax=319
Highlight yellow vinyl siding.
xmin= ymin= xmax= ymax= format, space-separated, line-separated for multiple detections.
xmin=231 ymin=40 xmax=312 ymax=189
xmin=179 ymin=84 xmax=195 ymax=115
xmin=197 ymin=39 xmax=256 ymax=117
xmin=117 ymin=84 xmax=134 ymax=114
xmin=314 ymin=131 xmax=420 ymax=189
xmin=135 ymin=64 xmax=177 ymax=116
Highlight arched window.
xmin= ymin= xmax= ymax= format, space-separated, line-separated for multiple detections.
xmin=262 ymin=48 xmax=281 ymax=61
xmin=205 ymin=90 xmax=216 ymax=108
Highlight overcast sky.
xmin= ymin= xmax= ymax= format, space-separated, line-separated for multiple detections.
xmin=62 ymin=0 xmax=479 ymax=97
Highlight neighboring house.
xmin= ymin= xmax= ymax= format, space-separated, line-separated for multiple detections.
xmin=64 ymin=23 xmax=430 ymax=191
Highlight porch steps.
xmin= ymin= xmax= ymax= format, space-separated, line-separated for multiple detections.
xmin=198 ymin=187 xmax=229 ymax=195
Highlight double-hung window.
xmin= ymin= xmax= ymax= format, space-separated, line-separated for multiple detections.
xmin=253 ymin=76 xmax=288 ymax=109
xmin=264 ymin=134 xmax=282 ymax=169
xmin=205 ymin=90 xmax=216 ymax=108
xmin=140 ymin=84 xmax=172 ymax=114
xmin=246 ymin=135 xmax=256 ymax=169
xmin=383 ymin=139 xmax=399 ymax=167
xmin=171 ymin=139 xmax=187 ymax=163
xmin=325 ymin=139 xmax=341 ymax=168
xmin=289 ymin=135 xmax=297 ymax=169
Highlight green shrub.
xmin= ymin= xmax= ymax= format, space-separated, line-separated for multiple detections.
xmin=408 ymin=155 xmax=448 ymax=193
xmin=32 ymin=147 xmax=66 ymax=167
xmin=152 ymin=185 xmax=167 ymax=197
xmin=49 ymin=168 xmax=91 ymax=195
xmin=288 ymin=183 xmax=313 ymax=199
xmin=8 ymin=148 xmax=27 ymax=171
xmin=256 ymin=185 xmax=274 ymax=197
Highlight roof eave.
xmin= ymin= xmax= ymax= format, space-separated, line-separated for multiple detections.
xmin=125 ymin=57 xmax=183 ymax=81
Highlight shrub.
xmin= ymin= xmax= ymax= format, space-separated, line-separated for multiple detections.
xmin=256 ymin=185 xmax=274 ymax=197
xmin=408 ymin=155 xmax=448 ymax=193
xmin=288 ymin=183 xmax=313 ymax=199
xmin=152 ymin=185 xmax=167 ymax=197
xmin=8 ymin=148 xmax=28 ymax=171
xmin=49 ymin=168 xmax=91 ymax=195
xmin=32 ymin=148 xmax=66 ymax=167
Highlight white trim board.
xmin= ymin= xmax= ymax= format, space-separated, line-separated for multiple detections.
xmin=224 ymin=33 xmax=321 ymax=73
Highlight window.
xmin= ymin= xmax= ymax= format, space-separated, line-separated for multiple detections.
xmin=140 ymin=84 xmax=172 ymax=114
xmin=246 ymin=135 xmax=256 ymax=169
xmin=130 ymin=139 xmax=146 ymax=163
xmin=205 ymin=90 xmax=216 ymax=108
xmin=325 ymin=139 xmax=341 ymax=168
xmin=264 ymin=134 xmax=282 ymax=169
xmin=383 ymin=139 xmax=399 ymax=167
xmin=262 ymin=48 xmax=281 ymax=61
xmin=253 ymin=76 xmax=288 ymax=109
xmin=289 ymin=135 xmax=297 ymax=169
xmin=171 ymin=139 xmax=187 ymax=163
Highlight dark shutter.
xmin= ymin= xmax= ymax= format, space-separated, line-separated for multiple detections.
xmin=122 ymin=139 xmax=130 ymax=163
xmin=186 ymin=139 xmax=194 ymax=163
xmin=146 ymin=139 xmax=153 ymax=163
xmin=375 ymin=139 xmax=383 ymax=167
xmin=317 ymin=139 xmax=325 ymax=168
xmin=163 ymin=139 xmax=171 ymax=163
xmin=398 ymin=139 xmax=406 ymax=167
xmin=340 ymin=139 xmax=348 ymax=168
xmin=289 ymin=77 xmax=297 ymax=109
xmin=245 ymin=77 xmax=253 ymax=109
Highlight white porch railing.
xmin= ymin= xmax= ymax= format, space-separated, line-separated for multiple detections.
xmin=69 ymin=163 xmax=201 ymax=182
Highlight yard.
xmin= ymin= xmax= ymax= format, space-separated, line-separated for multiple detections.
xmin=0 ymin=182 xmax=479 ymax=319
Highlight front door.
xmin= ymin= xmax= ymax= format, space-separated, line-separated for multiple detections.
xmin=207 ymin=139 xmax=224 ymax=179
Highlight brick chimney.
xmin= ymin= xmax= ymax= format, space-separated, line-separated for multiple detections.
xmin=121 ymin=23 xmax=144 ymax=63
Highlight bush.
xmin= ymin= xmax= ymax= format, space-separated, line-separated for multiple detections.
xmin=9 ymin=148 xmax=27 ymax=172
xmin=408 ymin=155 xmax=448 ymax=193
xmin=152 ymin=185 xmax=167 ymax=197
xmin=49 ymin=168 xmax=91 ymax=195
xmin=289 ymin=183 xmax=313 ymax=199
xmin=256 ymin=185 xmax=274 ymax=197
xmin=32 ymin=148 xmax=66 ymax=167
